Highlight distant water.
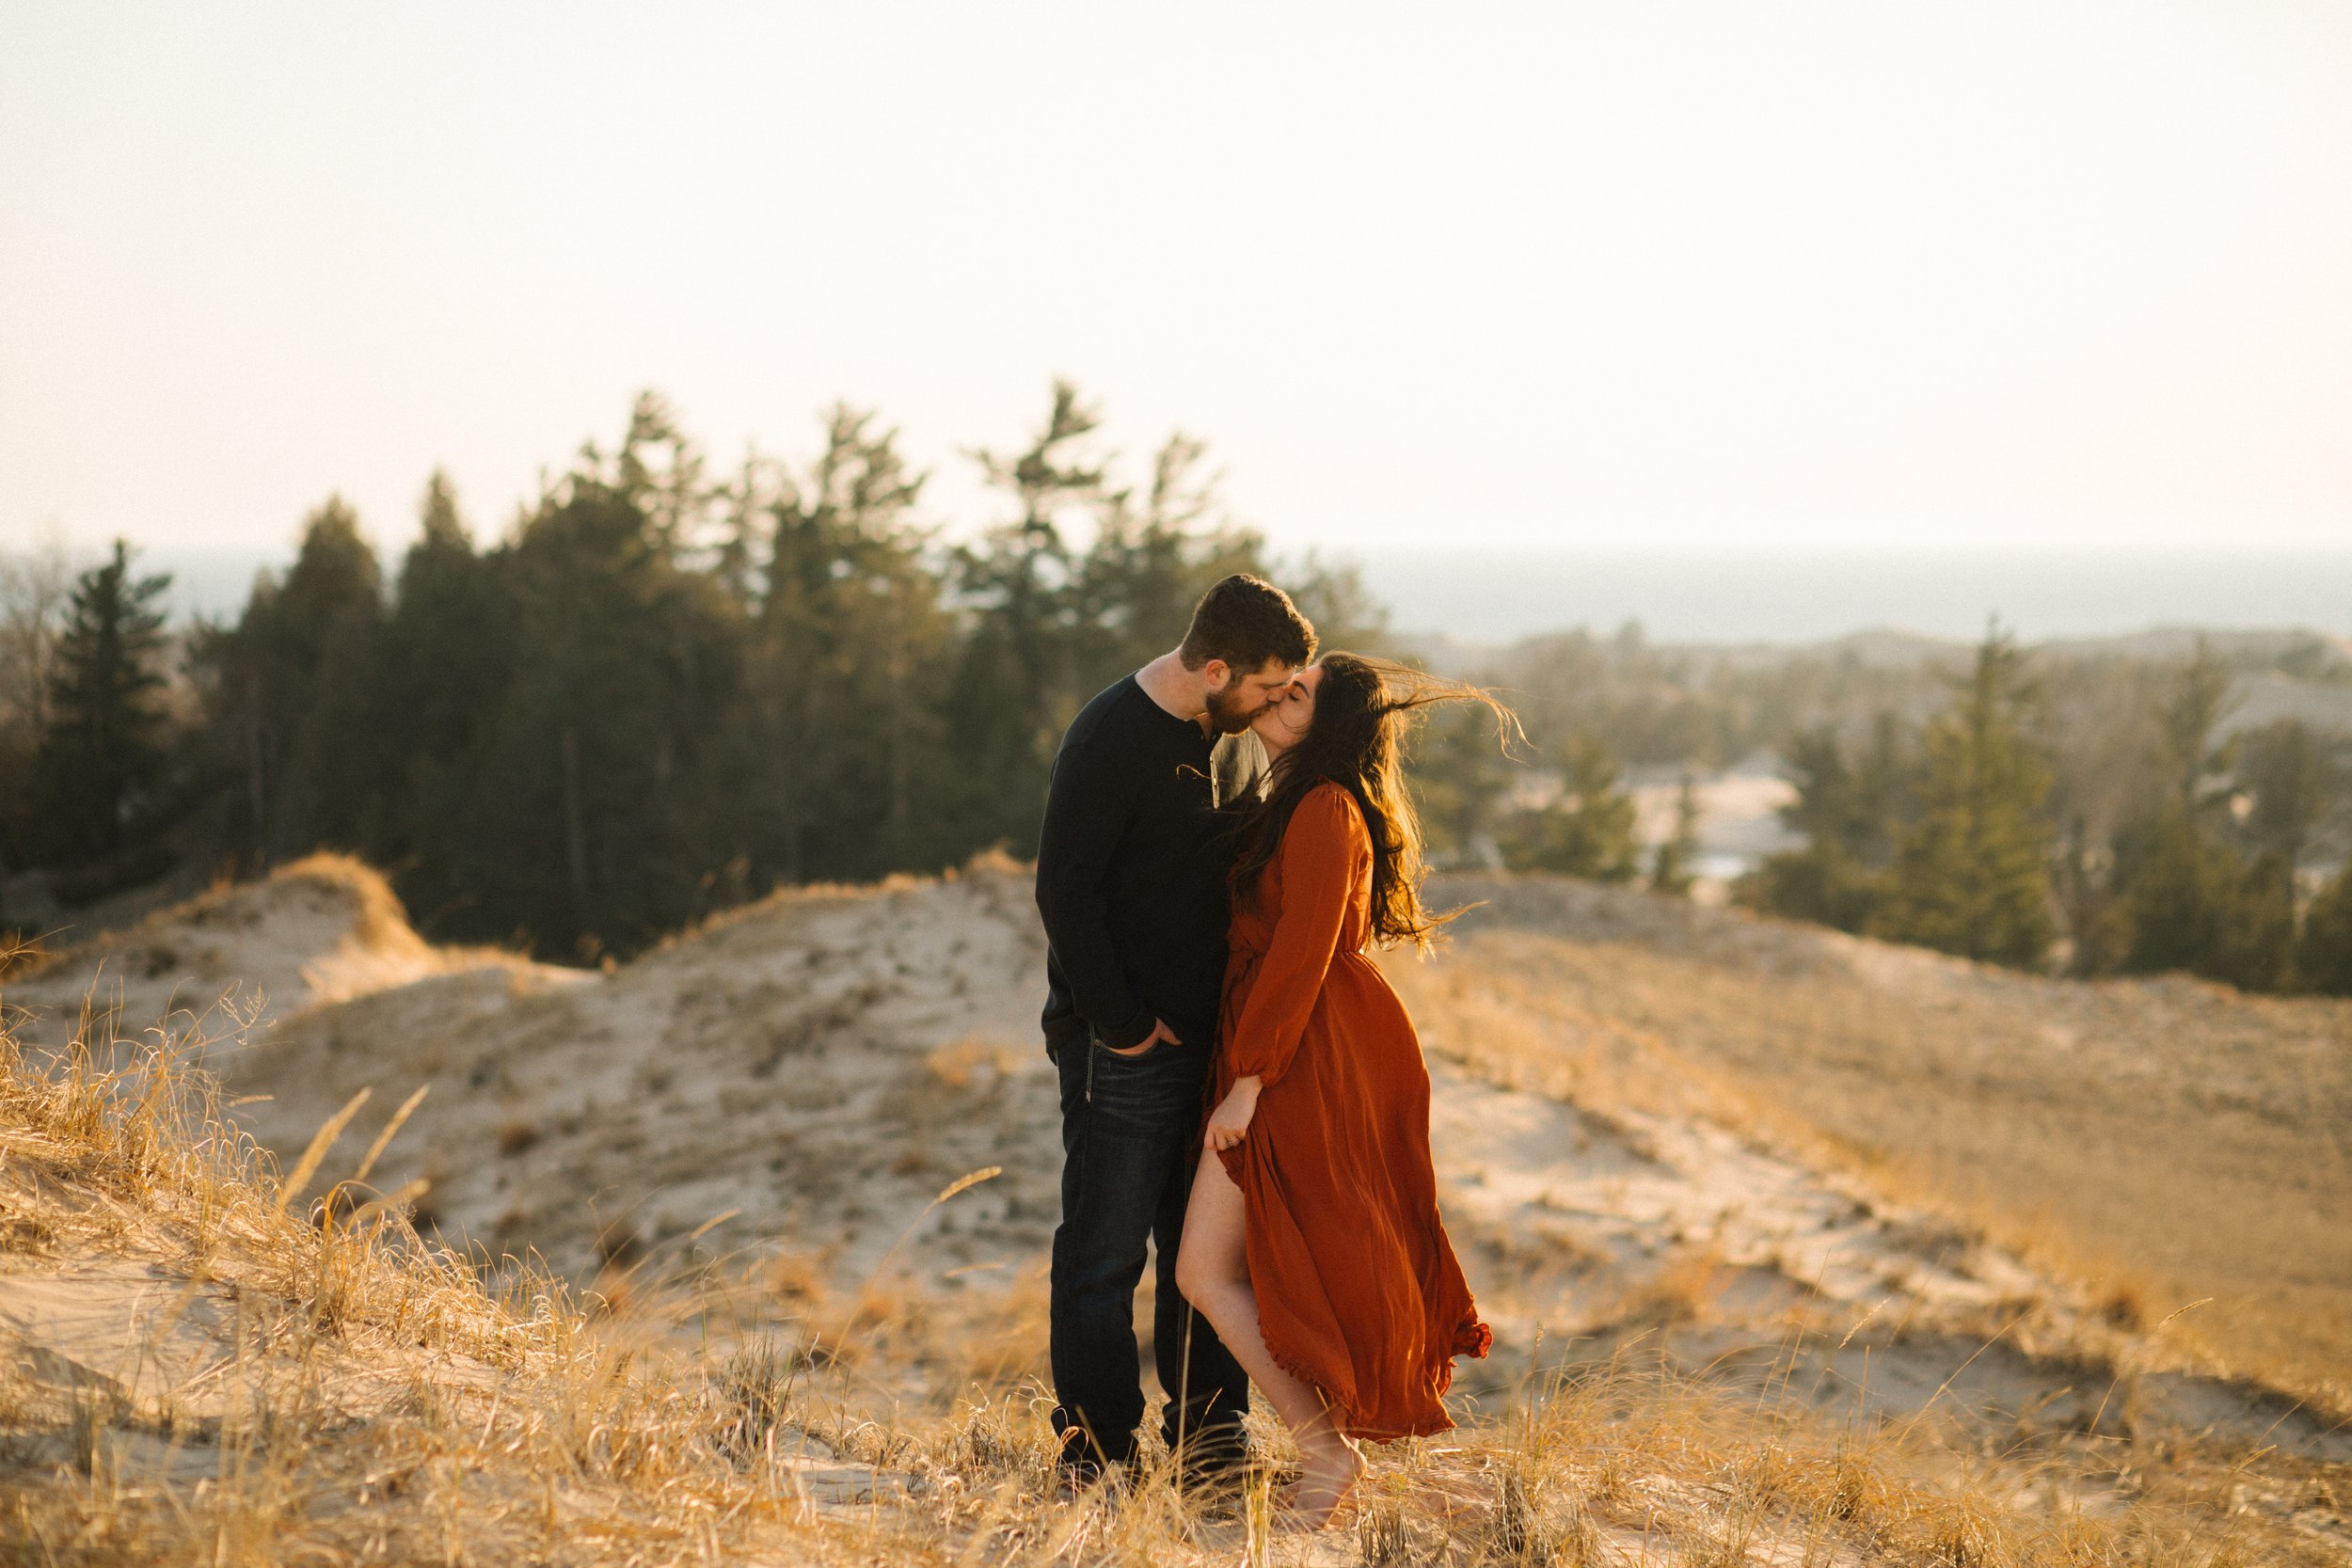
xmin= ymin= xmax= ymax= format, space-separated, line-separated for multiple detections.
xmin=1350 ymin=549 xmax=2352 ymax=645
xmin=151 ymin=548 xmax=276 ymax=623
xmin=98 ymin=545 xmax=2352 ymax=648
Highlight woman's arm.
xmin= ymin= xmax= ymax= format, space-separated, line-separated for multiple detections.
xmin=1221 ymin=784 xmax=1361 ymax=1088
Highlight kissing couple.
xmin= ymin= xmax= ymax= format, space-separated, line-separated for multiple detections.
xmin=1035 ymin=574 xmax=1504 ymax=1528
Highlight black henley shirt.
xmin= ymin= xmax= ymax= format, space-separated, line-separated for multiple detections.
xmin=1035 ymin=673 xmax=1235 ymax=1059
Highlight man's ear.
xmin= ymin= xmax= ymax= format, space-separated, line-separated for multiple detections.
xmin=1201 ymin=657 xmax=1232 ymax=691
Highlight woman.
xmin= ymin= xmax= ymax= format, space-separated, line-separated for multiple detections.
xmin=1174 ymin=653 xmax=1505 ymax=1528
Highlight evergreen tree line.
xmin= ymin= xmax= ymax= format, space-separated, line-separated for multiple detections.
xmin=6 ymin=388 xmax=2345 ymax=990
xmin=1409 ymin=699 xmax=1700 ymax=895
xmin=0 ymin=387 xmax=1381 ymax=959
xmin=1433 ymin=617 xmax=2350 ymax=794
xmin=1740 ymin=632 xmax=2352 ymax=992
xmin=0 ymin=541 xmax=178 ymax=901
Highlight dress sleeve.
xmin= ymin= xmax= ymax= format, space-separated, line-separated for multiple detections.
xmin=1225 ymin=784 xmax=1362 ymax=1086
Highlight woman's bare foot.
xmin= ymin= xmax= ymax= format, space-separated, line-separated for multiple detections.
xmin=1288 ymin=1434 xmax=1367 ymax=1529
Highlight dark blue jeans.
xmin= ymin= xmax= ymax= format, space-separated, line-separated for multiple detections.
xmin=1049 ymin=1035 xmax=1251 ymax=1474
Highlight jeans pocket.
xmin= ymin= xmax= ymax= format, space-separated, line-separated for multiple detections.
xmin=1085 ymin=1036 xmax=1201 ymax=1127
xmin=1084 ymin=1036 xmax=1147 ymax=1105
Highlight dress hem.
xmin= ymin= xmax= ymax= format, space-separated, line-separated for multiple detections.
xmin=1256 ymin=1314 xmax=1491 ymax=1445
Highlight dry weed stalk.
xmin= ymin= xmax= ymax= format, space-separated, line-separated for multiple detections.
xmin=0 ymin=1012 xmax=873 ymax=1564
xmin=0 ymin=998 xmax=2332 ymax=1564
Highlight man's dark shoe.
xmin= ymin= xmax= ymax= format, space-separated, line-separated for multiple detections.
xmin=1052 ymin=1454 xmax=1137 ymax=1500
xmin=1172 ymin=1434 xmax=1261 ymax=1510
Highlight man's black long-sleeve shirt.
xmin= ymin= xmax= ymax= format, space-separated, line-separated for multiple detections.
xmin=1035 ymin=674 xmax=1234 ymax=1060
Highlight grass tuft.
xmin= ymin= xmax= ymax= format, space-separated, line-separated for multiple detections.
xmin=0 ymin=979 xmax=2340 ymax=1563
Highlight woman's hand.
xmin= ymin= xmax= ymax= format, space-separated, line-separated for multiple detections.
xmin=1203 ymin=1076 xmax=1263 ymax=1152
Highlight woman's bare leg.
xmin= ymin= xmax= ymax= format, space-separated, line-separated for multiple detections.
xmin=1174 ymin=1149 xmax=1365 ymax=1527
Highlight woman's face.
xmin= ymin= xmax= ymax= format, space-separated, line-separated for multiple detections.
xmin=1249 ymin=663 xmax=1321 ymax=757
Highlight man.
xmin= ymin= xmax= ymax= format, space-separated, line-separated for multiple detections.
xmin=1035 ymin=574 xmax=1317 ymax=1487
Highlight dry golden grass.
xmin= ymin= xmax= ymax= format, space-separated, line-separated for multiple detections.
xmin=0 ymin=1023 xmax=2337 ymax=1563
xmin=4 ymin=903 xmax=2345 ymax=1562
xmin=1400 ymin=875 xmax=2352 ymax=1416
xmin=0 ymin=1014 xmax=889 ymax=1564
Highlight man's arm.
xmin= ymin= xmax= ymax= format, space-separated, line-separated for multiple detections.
xmin=1035 ymin=737 xmax=1160 ymax=1051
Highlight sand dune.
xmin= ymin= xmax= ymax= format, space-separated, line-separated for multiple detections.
xmin=1409 ymin=872 xmax=2352 ymax=1408
xmin=5 ymin=854 xmax=554 ymax=1048
xmin=8 ymin=856 xmax=2352 ymax=1560
xmin=10 ymin=852 xmax=2343 ymax=1471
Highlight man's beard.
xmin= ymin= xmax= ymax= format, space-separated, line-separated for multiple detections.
xmin=1204 ymin=685 xmax=1257 ymax=736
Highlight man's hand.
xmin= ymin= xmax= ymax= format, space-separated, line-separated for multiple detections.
xmin=1203 ymin=1076 xmax=1263 ymax=1151
xmin=1104 ymin=1018 xmax=1181 ymax=1057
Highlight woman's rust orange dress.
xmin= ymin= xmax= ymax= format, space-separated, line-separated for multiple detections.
xmin=1211 ymin=781 xmax=1489 ymax=1441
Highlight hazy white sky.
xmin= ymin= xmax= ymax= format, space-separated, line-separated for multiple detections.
xmin=5 ymin=2 xmax=2349 ymax=561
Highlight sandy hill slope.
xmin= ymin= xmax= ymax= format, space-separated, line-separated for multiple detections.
xmin=4 ymin=854 xmax=564 ymax=1051
xmin=29 ymin=1012 xmax=2336 ymax=1565
xmin=8 ymin=856 xmax=1058 ymax=1323
xmin=1409 ymin=873 xmax=2352 ymax=1406
xmin=13 ymin=859 xmax=2348 ymax=1449
xmin=7 ymin=857 xmax=2351 ymax=1560
xmin=0 ymin=999 xmax=1073 ymax=1564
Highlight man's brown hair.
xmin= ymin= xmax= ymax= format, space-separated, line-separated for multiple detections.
xmin=1177 ymin=574 xmax=1317 ymax=673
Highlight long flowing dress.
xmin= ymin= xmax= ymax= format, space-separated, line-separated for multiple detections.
xmin=1211 ymin=781 xmax=1490 ymax=1440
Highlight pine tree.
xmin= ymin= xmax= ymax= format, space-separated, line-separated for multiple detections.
xmin=1414 ymin=702 xmax=1518 ymax=868
xmin=34 ymin=541 xmax=174 ymax=865
xmin=195 ymin=498 xmax=385 ymax=869
xmin=2157 ymin=640 xmax=2234 ymax=811
xmin=950 ymin=382 xmax=1108 ymax=855
xmin=1870 ymin=629 xmax=2054 ymax=968
xmin=1500 ymin=735 xmax=1641 ymax=882
xmin=2297 ymin=860 xmax=2352 ymax=996
xmin=2236 ymin=718 xmax=2327 ymax=870
xmin=739 ymin=404 xmax=946 ymax=884
xmin=612 ymin=390 xmax=714 ymax=557
xmin=2112 ymin=806 xmax=2236 ymax=974
xmin=1743 ymin=713 xmax=1904 ymax=932
xmin=1072 ymin=432 xmax=1263 ymax=682
xmin=2053 ymin=811 xmax=2132 ymax=976
xmin=459 ymin=451 xmax=744 ymax=957
xmin=2215 ymin=718 xmax=2328 ymax=990
xmin=0 ymin=538 xmax=72 ymax=892
xmin=2110 ymin=641 xmax=2288 ymax=987
xmin=2271 ymin=720 xmax=2348 ymax=995
xmin=1650 ymin=773 xmax=1702 ymax=896
xmin=378 ymin=472 xmax=508 ymax=768
xmin=365 ymin=473 xmax=519 ymax=931
xmin=1281 ymin=550 xmax=1390 ymax=656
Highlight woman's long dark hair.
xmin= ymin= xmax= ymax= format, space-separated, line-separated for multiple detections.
xmin=1229 ymin=653 xmax=1518 ymax=951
